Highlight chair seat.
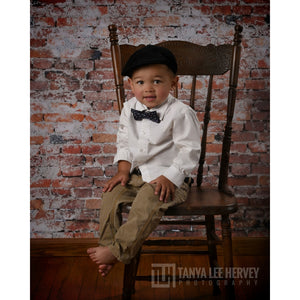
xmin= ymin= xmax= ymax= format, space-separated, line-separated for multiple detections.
xmin=122 ymin=186 xmax=238 ymax=216
xmin=165 ymin=186 xmax=238 ymax=216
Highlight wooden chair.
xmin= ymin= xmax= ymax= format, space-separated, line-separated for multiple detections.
xmin=108 ymin=24 xmax=243 ymax=300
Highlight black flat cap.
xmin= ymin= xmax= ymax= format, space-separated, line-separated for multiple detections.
xmin=121 ymin=45 xmax=177 ymax=77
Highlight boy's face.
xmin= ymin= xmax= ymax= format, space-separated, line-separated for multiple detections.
xmin=128 ymin=64 xmax=178 ymax=109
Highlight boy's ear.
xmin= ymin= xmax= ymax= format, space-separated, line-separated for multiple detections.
xmin=171 ymin=76 xmax=179 ymax=90
xmin=128 ymin=78 xmax=134 ymax=90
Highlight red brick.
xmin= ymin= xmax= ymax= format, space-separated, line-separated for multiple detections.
xmin=252 ymin=164 xmax=269 ymax=174
xmin=245 ymin=79 xmax=266 ymax=90
xmin=93 ymin=101 xmax=114 ymax=111
xmin=52 ymin=178 xmax=93 ymax=188
xmin=32 ymin=59 xmax=53 ymax=69
xmin=242 ymin=16 xmax=266 ymax=26
xmin=81 ymin=145 xmax=102 ymax=154
xmin=245 ymin=121 xmax=265 ymax=131
xmin=43 ymin=113 xmax=84 ymax=122
xmin=253 ymin=5 xmax=270 ymax=15
xmin=31 ymin=81 xmax=48 ymax=91
xmin=103 ymin=145 xmax=117 ymax=154
xmin=230 ymin=143 xmax=247 ymax=153
xmin=95 ymin=156 xmax=114 ymax=165
xmin=257 ymin=59 xmax=269 ymax=68
xmin=231 ymin=164 xmax=251 ymax=176
xmin=60 ymin=155 xmax=86 ymax=166
xmin=52 ymin=189 xmax=72 ymax=197
xmin=30 ymin=199 xmax=43 ymax=209
xmin=94 ymin=179 xmax=107 ymax=188
xmin=206 ymin=143 xmax=223 ymax=154
xmin=35 ymin=17 xmax=55 ymax=27
xmin=82 ymin=81 xmax=102 ymax=92
xmin=73 ymin=188 xmax=93 ymax=198
xmin=92 ymin=133 xmax=116 ymax=143
xmin=44 ymin=114 xmax=69 ymax=122
xmin=62 ymin=167 xmax=83 ymax=177
xmin=250 ymin=69 xmax=270 ymax=78
xmin=230 ymin=154 xmax=259 ymax=164
xmin=212 ymin=6 xmax=232 ymax=15
xmin=210 ymin=111 xmax=226 ymax=121
xmin=62 ymin=145 xmax=81 ymax=154
xmin=232 ymin=5 xmax=252 ymax=15
xmin=31 ymin=136 xmax=44 ymax=145
xmin=85 ymin=199 xmax=101 ymax=209
xmin=144 ymin=16 xmax=180 ymax=27
xmin=30 ymin=49 xmax=53 ymax=58
xmin=65 ymin=220 xmax=99 ymax=232
xmin=232 ymin=132 xmax=256 ymax=142
xmin=104 ymin=166 xmax=118 ymax=177
xmin=31 ymin=114 xmax=44 ymax=122
xmin=248 ymin=142 xmax=267 ymax=153
xmin=31 ymin=179 xmax=52 ymax=188
xmin=259 ymin=175 xmax=270 ymax=186
xmin=74 ymin=60 xmax=94 ymax=70
xmin=228 ymin=176 xmax=258 ymax=186
xmin=74 ymin=232 xmax=95 ymax=238
xmin=84 ymin=167 xmax=104 ymax=176
xmin=194 ymin=5 xmax=211 ymax=15
xmin=30 ymin=39 xmax=47 ymax=48
xmin=57 ymin=17 xmax=73 ymax=27
xmin=38 ymin=0 xmax=68 ymax=3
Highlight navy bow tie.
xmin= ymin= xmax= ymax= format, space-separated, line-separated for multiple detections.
xmin=131 ymin=108 xmax=160 ymax=123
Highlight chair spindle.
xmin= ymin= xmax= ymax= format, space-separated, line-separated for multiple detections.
xmin=218 ymin=25 xmax=243 ymax=194
xmin=197 ymin=74 xmax=213 ymax=187
xmin=109 ymin=24 xmax=125 ymax=113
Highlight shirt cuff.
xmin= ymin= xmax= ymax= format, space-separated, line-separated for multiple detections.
xmin=113 ymin=150 xmax=132 ymax=165
xmin=163 ymin=165 xmax=186 ymax=188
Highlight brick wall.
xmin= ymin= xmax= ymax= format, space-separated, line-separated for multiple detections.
xmin=30 ymin=0 xmax=270 ymax=238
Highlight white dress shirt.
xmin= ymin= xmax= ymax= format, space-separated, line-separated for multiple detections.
xmin=113 ymin=94 xmax=201 ymax=187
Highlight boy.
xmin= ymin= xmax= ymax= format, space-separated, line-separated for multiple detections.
xmin=87 ymin=45 xmax=201 ymax=277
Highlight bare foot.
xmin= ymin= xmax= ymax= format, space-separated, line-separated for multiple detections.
xmin=98 ymin=264 xmax=114 ymax=277
xmin=87 ymin=246 xmax=118 ymax=265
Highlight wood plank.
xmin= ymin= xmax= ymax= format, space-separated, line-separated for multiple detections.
xmin=55 ymin=258 xmax=87 ymax=300
xmin=31 ymin=253 xmax=269 ymax=300
xmin=77 ymin=257 xmax=99 ymax=300
xmin=30 ymin=237 xmax=269 ymax=257
xmin=30 ymin=258 xmax=53 ymax=299
xmin=46 ymin=257 xmax=75 ymax=300
xmin=30 ymin=257 xmax=47 ymax=296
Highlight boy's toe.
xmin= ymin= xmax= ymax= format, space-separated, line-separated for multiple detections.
xmin=87 ymin=247 xmax=96 ymax=254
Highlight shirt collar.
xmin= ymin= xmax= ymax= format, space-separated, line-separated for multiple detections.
xmin=134 ymin=94 xmax=173 ymax=121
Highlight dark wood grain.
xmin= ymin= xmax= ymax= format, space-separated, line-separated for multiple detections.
xmin=31 ymin=241 xmax=269 ymax=300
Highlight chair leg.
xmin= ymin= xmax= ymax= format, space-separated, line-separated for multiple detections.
xmin=205 ymin=215 xmax=221 ymax=296
xmin=221 ymin=214 xmax=235 ymax=300
xmin=122 ymin=248 xmax=142 ymax=300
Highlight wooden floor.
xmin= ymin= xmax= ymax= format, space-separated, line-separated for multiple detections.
xmin=31 ymin=245 xmax=269 ymax=300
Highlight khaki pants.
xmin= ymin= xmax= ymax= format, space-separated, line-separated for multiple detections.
xmin=98 ymin=174 xmax=189 ymax=264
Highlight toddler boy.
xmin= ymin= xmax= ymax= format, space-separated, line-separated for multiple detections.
xmin=87 ymin=45 xmax=201 ymax=276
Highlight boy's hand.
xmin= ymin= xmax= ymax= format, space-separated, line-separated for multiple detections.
xmin=150 ymin=175 xmax=175 ymax=203
xmin=102 ymin=171 xmax=130 ymax=193
xmin=103 ymin=160 xmax=131 ymax=193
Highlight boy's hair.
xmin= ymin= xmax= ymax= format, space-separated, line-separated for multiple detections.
xmin=121 ymin=45 xmax=177 ymax=78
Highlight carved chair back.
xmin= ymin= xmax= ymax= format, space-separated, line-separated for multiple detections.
xmin=108 ymin=24 xmax=243 ymax=193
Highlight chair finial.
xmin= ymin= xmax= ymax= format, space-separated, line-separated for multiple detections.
xmin=234 ymin=25 xmax=243 ymax=44
xmin=108 ymin=24 xmax=118 ymax=45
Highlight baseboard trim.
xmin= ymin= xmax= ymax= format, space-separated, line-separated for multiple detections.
xmin=30 ymin=237 xmax=269 ymax=257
